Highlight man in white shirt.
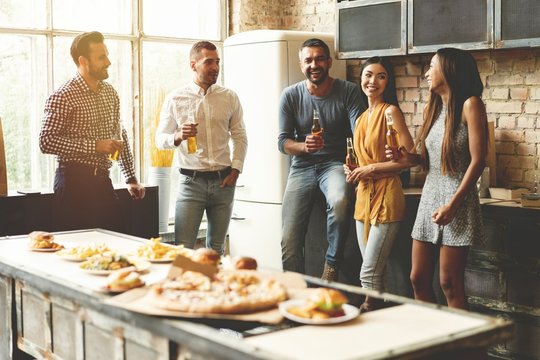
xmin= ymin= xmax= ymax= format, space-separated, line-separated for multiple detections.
xmin=156 ymin=41 xmax=247 ymax=253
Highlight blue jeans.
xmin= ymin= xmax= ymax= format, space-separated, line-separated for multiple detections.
xmin=281 ymin=161 xmax=354 ymax=273
xmin=174 ymin=172 xmax=235 ymax=254
xmin=356 ymin=221 xmax=401 ymax=291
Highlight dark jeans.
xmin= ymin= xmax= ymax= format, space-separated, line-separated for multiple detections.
xmin=53 ymin=164 xmax=123 ymax=233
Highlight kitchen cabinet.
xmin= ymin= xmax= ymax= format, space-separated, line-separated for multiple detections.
xmin=0 ymin=186 xmax=159 ymax=239
xmin=336 ymin=0 xmax=540 ymax=58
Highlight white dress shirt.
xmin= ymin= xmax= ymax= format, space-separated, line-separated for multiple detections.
xmin=156 ymin=81 xmax=247 ymax=172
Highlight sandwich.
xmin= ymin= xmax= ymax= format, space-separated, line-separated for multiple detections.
xmin=28 ymin=231 xmax=63 ymax=250
xmin=106 ymin=267 xmax=144 ymax=292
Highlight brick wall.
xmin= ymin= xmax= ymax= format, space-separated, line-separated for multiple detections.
xmin=229 ymin=0 xmax=540 ymax=189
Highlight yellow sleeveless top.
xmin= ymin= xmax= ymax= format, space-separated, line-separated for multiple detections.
xmin=353 ymin=103 xmax=405 ymax=241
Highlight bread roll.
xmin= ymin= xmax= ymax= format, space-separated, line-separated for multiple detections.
xmin=191 ymin=248 xmax=220 ymax=266
xmin=234 ymin=256 xmax=258 ymax=270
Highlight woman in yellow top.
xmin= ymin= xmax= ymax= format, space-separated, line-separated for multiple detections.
xmin=345 ymin=57 xmax=414 ymax=312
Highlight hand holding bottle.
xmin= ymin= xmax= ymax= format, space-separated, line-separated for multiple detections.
xmin=306 ymin=109 xmax=324 ymax=153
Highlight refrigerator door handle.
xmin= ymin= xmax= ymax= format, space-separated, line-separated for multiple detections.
xmin=231 ymin=213 xmax=246 ymax=221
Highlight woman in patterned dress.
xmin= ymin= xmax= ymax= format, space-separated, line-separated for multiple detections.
xmin=390 ymin=48 xmax=488 ymax=309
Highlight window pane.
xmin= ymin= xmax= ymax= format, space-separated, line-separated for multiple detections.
xmin=0 ymin=0 xmax=47 ymax=29
xmin=52 ymin=0 xmax=132 ymax=34
xmin=142 ymin=42 xmax=192 ymax=217
xmin=0 ymin=35 xmax=51 ymax=191
xmin=143 ymin=0 xmax=221 ymax=40
xmin=52 ymin=36 xmax=134 ymax=184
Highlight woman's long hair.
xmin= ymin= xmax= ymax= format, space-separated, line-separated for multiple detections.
xmin=417 ymin=48 xmax=484 ymax=175
xmin=359 ymin=56 xmax=399 ymax=107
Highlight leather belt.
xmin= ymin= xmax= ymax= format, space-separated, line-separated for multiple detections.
xmin=180 ymin=167 xmax=231 ymax=179
xmin=58 ymin=162 xmax=110 ymax=177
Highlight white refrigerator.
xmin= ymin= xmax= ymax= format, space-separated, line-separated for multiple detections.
xmin=223 ymin=30 xmax=347 ymax=272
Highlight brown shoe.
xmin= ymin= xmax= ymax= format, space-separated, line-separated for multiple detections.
xmin=359 ymin=296 xmax=384 ymax=313
xmin=321 ymin=262 xmax=338 ymax=282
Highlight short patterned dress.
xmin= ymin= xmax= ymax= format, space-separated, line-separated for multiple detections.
xmin=411 ymin=107 xmax=484 ymax=246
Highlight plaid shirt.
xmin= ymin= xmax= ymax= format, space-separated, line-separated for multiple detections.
xmin=39 ymin=73 xmax=136 ymax=181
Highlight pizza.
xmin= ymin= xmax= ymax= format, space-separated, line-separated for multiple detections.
xmin=149 ymin=270 xmax=288 ymax=314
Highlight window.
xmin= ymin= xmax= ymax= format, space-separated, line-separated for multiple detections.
xmin=0 ymin=0 xmax=226 ymax=195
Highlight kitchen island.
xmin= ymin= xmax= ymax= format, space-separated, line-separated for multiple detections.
xmin=0 ymin=229 xmax=513 ymax=360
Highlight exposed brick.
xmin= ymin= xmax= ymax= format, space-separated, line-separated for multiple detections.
xmin=395 ymin=76 xmax=418 ymax=88
xmin=516 ymin=116 xmax=536 ymax=129
xmin=393 ymin=64 xmax=406 ymax=76
xmin=517 ymin=143 xmax=536 ymax=156
xmin=485 ymin=100 xmax=523 ymax=114
xmin=495 ymin=129 xmax=524 ymax=142
xmin=486 ymin=74 xmax=524 ymax=86
xmin=406 ymin=62 xmax=422 ymax=76
xmin=396 ymin=90 xmax=404 ymax=102
xmin=490 ymin=88 xmax=508 ymax=100
xmin=400 ymin=102 xmax=415 ymax=114
xmin=525 ymin=102 xmax=540 ymax=114
xmin=531 ymin=88 xmax=540 ymax=100
xmin=495 ymin=141 xmax=515 ymax=154
xmin=498 ymin=116 xmax=516 ymax=129
xmin=494 ymin=58 xmax=514 ymax=73
xmin=502 ymin=167 xmax=524 ymax=182
xmin=524 ymin=129 xmax=540 ymax=143
xmin=499 ymin=154 xmax=536 ymax=169
xmin=510 ymin=87 xmax=529 ymax=100
xmin=405 ymin=89 xmax=421 ymax=101
xmin=513 ymin=58 xmax=537 ymax=73
xmin=476 ymin=59 xmax=494 ymax=74
xmin=412 ymin=112 xmax=424 ymax=126
xmin=525 ymin=73 xmax=540 ymax=85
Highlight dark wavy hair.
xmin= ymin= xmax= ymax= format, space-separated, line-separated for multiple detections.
xmin=299 ymin=38 xmax=331 ymax=60
xmin=360 ymin=56 xmax=399 ymax=107
xmin=70 ymin=31 xmax=105 ymax=66
xmin=417 ymin=48 xmax=484 ymax=175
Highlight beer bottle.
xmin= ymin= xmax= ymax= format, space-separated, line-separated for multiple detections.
xmin=386 ymin=113 xmax=400 ymax=159
xmin=345 ymin=137 xmax=359 ymax=169
xmin=311 ymin=109 xmax=322 ymax=136
xmin=187 ymin=107 xmax=197 ymax=154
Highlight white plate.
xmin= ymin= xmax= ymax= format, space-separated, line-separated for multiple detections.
xmin=29 ymin=246 xmax=63 ymax=252
xmin=279 ymin=299 xmax=360 ymax=325
xmin=79 ymin=260 xmax=151 ymax=276
xmin=56 ymin=252 xmax=86 ymax=262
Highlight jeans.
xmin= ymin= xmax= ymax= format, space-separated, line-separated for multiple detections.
xmin=356 ymin=220 xmax=401 ymax=291
xmin=281 ymin=161 xmax=354 ymax=273
xmin=174 ymin=172 xmax=235 ymax=254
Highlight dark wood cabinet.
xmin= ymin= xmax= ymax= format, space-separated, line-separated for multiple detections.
xmin=0 ymin=186 xmax=159 ymax=239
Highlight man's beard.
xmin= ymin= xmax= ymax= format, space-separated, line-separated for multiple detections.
xmin=305 ymin=69 xmax=328 ymax=85
xmin=89 ymin=67 xmax=109 ymax=80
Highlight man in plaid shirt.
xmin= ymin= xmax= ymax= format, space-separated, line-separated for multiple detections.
xmin=39 ymin=31 xmax=145 ymax=232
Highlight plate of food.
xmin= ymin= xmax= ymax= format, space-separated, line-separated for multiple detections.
xmin=279 ymin=288 xmax=359 ymax=325
xmin=56 ymin=243 xmax=113 ymax=261
xmin=80 ymin=255 xmax=150 ymax=276
xmin=134 ymin=237 xmax=191 ymax=263
xmin=28 ymin=231 xmax=64 ymax=252
xmin=98 ymin=267 xmax=146 ymax=293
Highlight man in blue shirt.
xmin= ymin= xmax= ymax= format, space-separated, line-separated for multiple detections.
xmin=278 ymin=38 xmax=366 ymax=281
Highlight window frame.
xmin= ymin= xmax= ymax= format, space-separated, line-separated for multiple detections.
xmin=0 ymin=0 xmax=227 ymax=190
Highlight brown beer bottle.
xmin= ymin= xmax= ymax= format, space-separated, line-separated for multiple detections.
xmin=345 ymin=137 xmax=359 ymax=169
xmin=386 ymin=113 xmax=400 ymax=159
xmin=311 ymin=109 xmax=322 ymax=136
